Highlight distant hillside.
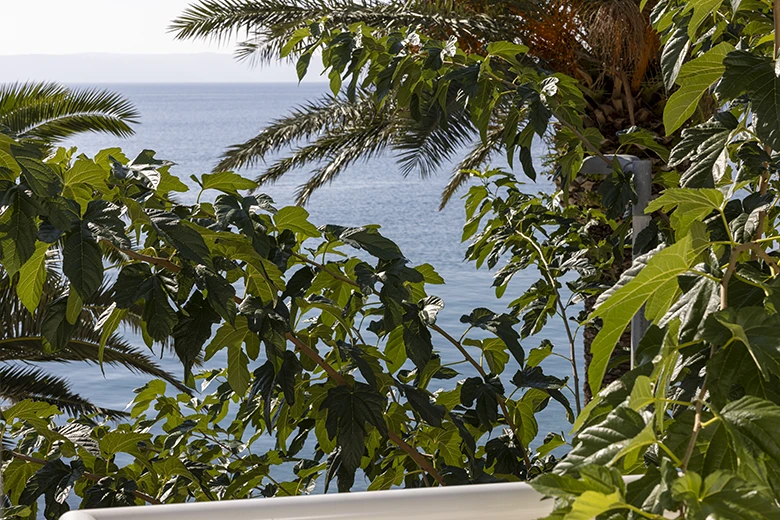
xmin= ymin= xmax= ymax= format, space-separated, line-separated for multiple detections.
xmin=0 ymin=53 xmax=325 ymax=83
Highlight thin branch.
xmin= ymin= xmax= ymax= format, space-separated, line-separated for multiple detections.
xmin=430 ymin=323 xmax=532 ymax=469
xmin=100 ymin=240 xmax=181 ymax=273
xmin=517 ymin=231 xmax=581 ymax=414
xmin=8 ymin=451 xmax=161 ymax=505
xmin=115 ymin=239 xmax=445 ymax=484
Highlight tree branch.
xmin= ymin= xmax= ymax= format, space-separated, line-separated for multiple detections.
xmin=430 ymin=323 xmax=532 ymax=470
xmin=8 ymin=451 xmax=162 ymax=505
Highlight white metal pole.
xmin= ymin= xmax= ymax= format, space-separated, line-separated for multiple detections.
xmin=630 ymin=159 xmax=653 ymax=368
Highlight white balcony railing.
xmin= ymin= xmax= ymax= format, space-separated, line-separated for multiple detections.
xmin=60 ymin=481 xmax=554 ymax=520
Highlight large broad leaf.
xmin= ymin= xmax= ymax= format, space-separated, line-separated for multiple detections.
xmin=721 ymin=396 xmax=780 ymax=467
xmin=672 ymin=470 xmax=780 ymax=519
xmin=172 ymin=291 xmax=221 ymax=385
xmin=589 ymin=233 xmax=706 ymax=392
xmin=703 ymin=307 xmax=780 ymax=380
xmin=617 ymin=127 xmax=670 ymax=161
xmin=322 ymin=383 xmax=387 ymax=474
xmin=664 ymin=42 xmax=734 ymax=135
xmin=723 ymin=52 xmax=780 ymax=150
xmin=62 ymin=232 xmax=103 ymax=300
xmin=661 ymin=27 xmax=690 ymax=91
xmin=0 ymin=186 xmax=37 ymax=275
xmin=668 ymin=112 xmax=738 ymax=188
xmin=205 ymin=317 xmax=260 ymax=394
xmin=18 ymin=157 xmax=62 ymax=198
xmin=555 ymin=405 xmax=647 ymax=473
xmin=646 ymin=188 xmax=724 ymax=237
xmin=198 ymin=171 xmax=257 ymax=196
xmin=274 ymin=206 xmax=320 ymax=240
xmin=460 ymin=375 xmax=504 ymax=430
xmin=321 ymin=224 xmax=404 ymax=261
xmin=685 ymin=0 xmax=724 ymax=38
xmin=460 ymin=308 xmax=524 ymax=367
xmin=149 ymin=210 xmax=213 ymax=268
xmin=16 ymin=241 xmax=50 ymax=312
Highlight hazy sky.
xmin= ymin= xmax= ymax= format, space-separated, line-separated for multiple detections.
xmin=0 ymin=1 xmax=319 ymax=82
xmin=2 ymin=0 xmax=231 ymax=55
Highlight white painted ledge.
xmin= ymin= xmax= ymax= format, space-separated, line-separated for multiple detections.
xmin=59 ymin=481 xmax=554 ymax=520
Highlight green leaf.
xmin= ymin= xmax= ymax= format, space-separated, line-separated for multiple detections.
xmin=686 ymin=0 xmax=724 ymax=38
xmin=721 ymin=396 xmax=780 ymax=466
xmin=589 ymin=233 xmax=705 ymax=392
xmin=661 ymin=27 xmax=690 ymax=91
xmin=99 ymin=431 xmax=152 ymax=458
xmin=62 ymin=232 xmax=103 ymax=300
xmin=199 ymin=171 xmax=258 ymax=196
xmin=720 ymin=51 xmax=780 ymax=150
xmin=672 ymin=470 xmax=780 ymax=519
xmin=322 ymin=383 xmax=387 ymax=473
xmin=704 ymin=308 xmax=780 ymax=380
xmin=664 ymin=42 xmax=734 ymax=135
xmin=150 ymin=211 xmax=213 ymax=268
xmin=537 ymin=433 xmax=567 ymax=457
xmin=228 ymin=341 xmax=251 ymax=395
xmin=669 ymin=113 xmax=738 ymax=188
xmin=512 ymin=366 xmax=567 ymax=390
xmin=65 ymin=289 xmax=82 ymax=325
xmin=460 ymin=375 xmax=504 ymax=430
xmin=527 ymin=340 xmax=553 ymax=367
xmin=460 ymin=308 xmax=524 ymax=367
xmin=95 ymin=302 xmax=127 ymax=365
xmin=205 ymin=316 xmax=260 ymax=366
xmin=274 ymin=206 xmax=321 ymax=239
xmin=567 ymin=490 xmax=626 ymax=520
xmin=0 ymin=187 xmax=37 ymax=275
xmin=646 ymin=188 xmax=724 ymax=237
xmin=18 ymin=157 xmax=62 ymax=198
xmin=617 ymin=127 xmax=670 ymax=161
xmin=322 ymin=225 xmax=404 ymax=261
xmin=555 ymin=405 xmax=647 ymax=473
xmin=486 ymin=41 xmax=529 ymax=67
xmin=16 ymin=241 xmax=49 ymax=312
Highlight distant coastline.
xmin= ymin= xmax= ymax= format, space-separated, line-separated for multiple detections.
xmin=0 ymin=52 xmax=326 ymax=84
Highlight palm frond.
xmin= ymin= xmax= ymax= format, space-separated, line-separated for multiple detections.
xmin=394 ymin=101 xmax=475 ymax=179
xmin=0 ymin=365 xmax=126 ymax=418
xmin=0 ymin=271 xmax=191 ymax=395
xmin=0 ymin=82 xmax=138 ymax=142
xmin=293 ymin=121 xmax=396 ymax=204
xmin=439 ymin=126 xmax=503 ymax=209
xmin=214 ymin=92 xmax=381 ymax=172
xmin=172 ymin=0 xmax=515 ymax=65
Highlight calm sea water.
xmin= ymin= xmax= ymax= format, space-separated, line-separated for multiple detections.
xmin=59 ymin=83 xmax=580 ymax=458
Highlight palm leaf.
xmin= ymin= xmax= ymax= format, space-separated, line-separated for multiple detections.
xmin=0 ymin=365 xmax=126 ymax=418
xmin=0 ymin=82 xmax=138 ymax=142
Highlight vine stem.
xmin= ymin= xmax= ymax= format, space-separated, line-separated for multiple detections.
xmin=8 ymin=451 xmax=162 ymax=505
xmin=106 ymin=242 xmax=445 ymax=486
xmin=430 ymin=324 xmax=533 ymax=469
xmin=682 ymin=244 xmax=748 ymax=470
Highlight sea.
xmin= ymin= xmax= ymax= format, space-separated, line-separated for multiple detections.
xmin=58 ymin=83 xmax=580 ymax=470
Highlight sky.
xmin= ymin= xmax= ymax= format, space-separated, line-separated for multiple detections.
xmin=2 ymin=0 xmax=230 ymax=55
xmin=0 ymin=0 xmax=314 ymax=82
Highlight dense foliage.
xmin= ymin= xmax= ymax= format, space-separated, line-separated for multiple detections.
xmin=0 ymin=136 xmax=572 ymax=517
xmin=5 ymin=0 xmax=780 ymax=518
xmin=273 ymin=0 xmax=780 ymax=516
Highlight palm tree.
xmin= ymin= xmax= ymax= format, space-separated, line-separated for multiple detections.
xmin=0 ymin=82 xmax=138 ymax=145
xmin=0 ymin=82 xmax=187 ymax=417
xmin=170 ymin=0 xmax=663 ymax=203
xmin=0 ymin=269 xmax=190 ymax=418
xmin=172 ymin=0 xmax=664 ymax=400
